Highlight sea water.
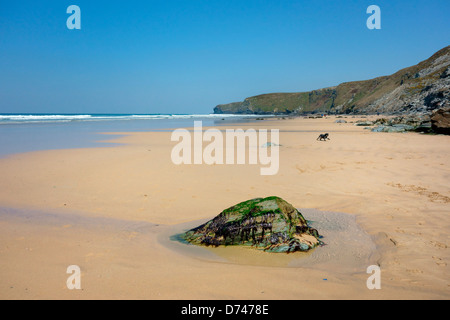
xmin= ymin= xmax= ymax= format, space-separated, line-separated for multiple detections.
xmin=0 ymin=114 xmax=264 ymax=157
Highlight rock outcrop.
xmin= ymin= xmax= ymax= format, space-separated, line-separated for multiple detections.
xmin=181 ymin=197 xmax=321 ymax=253
xmin=370 ymin=114 xmax=433 ymax=133
xmin=431 ymin=107 xmax=450 ymax=135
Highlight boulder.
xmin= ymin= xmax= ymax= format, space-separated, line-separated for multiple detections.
xmin=371 ymin=125 xmax=408 ymax=133
xmin=392 ymin=124 xmax=415 ymax=131
xmin=354 ymin=121 xmax=374 ymax=126
xmin=431 ymin=107 xmax=450 ymax=135
xmin=413 ymin=122 xmax=432 ymax=133
xmin=181 ymin=197 xmax=321 ymax=253
xmin=373 ymin=118 xmax=389 ymax=125
xmin=371 ymin=125 xmax=387 ymax=132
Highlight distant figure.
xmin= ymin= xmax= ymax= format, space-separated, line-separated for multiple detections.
xmin=317 ymin=133 xmax=330 ymax=141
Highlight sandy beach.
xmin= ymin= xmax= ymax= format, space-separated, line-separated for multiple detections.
xmin=0 ymin=116 xmax=449 ymax=300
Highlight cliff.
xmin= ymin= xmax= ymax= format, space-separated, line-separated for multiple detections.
xmin=214 ymin=46 xmax=450 ymax=115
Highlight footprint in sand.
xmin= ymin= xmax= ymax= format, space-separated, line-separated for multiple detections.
xmin=406 ymin=269 xmax=424 ymax=274
xmin=387 ymin=183 xmax=450 ymax=203
xmin=430 ymin=241 xmax=447 ymax=249
xmin=432 ymin=256 xmax=447 ymax=267
xmin=295 ymin=164 xmax=307 ymax=174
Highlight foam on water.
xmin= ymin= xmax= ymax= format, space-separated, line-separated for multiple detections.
xmin=0 ymin=113 xmax=262 ymax=124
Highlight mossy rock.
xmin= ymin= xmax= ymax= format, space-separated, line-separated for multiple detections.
xmin=181 ymin=197 xmax=322 ymax=253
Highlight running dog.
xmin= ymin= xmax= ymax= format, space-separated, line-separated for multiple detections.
xmin=317 ymin=133 xmax=330 ymax=141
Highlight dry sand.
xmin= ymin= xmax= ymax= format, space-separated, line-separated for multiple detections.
xmin=0 ymin=116 xmax=449 ymax=299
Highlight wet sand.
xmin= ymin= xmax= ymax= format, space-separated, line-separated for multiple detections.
xmin=164 ymin=209 xmax=377 ymax=273
xmin=0 ymin=116 xmax=449 ymax=299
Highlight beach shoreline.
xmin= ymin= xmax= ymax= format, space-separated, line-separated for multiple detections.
xmin=0 ymin=116 xmax=449 ymax=299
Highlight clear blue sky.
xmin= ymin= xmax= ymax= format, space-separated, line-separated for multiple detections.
xmin=0 ymin=0 xmax=449 ymax=114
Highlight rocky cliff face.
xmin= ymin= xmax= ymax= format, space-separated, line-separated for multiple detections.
xmin=214 ymin=46 xmax=450 ymax=116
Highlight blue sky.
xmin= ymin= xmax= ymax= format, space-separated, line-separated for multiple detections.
xmin=0 ymin=0 xmax=449 ymax=114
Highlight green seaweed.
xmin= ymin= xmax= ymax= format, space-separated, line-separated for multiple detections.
xmin=182 ymin=197 xmax=321 ymax=253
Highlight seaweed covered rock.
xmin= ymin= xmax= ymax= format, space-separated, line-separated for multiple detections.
xmin=182 ymin=197 xmax=322 ymax=253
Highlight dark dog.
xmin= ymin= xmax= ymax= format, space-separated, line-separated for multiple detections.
xmin=317 ymin=133 xmax=330 ymax=141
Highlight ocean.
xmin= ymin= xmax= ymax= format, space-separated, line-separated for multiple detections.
xmin=0 ymin=114 xmax=265 ymax=157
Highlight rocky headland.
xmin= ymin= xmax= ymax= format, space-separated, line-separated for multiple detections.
xmin=214 ymin=46 xmax=450 ymax=134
